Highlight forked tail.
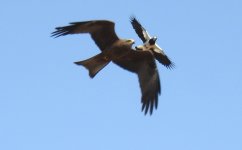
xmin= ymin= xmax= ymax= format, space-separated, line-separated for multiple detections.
xmin=74 ymin=52 xmax=111 ymax=78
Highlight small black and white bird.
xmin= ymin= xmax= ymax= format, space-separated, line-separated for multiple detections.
xmin=130 ymin=16 xmax=174 ymax=69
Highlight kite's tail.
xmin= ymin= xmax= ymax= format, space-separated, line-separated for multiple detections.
xmin=74 ymin=52 xmax=111 ymax=78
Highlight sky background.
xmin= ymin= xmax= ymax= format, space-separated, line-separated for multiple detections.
xmin=1 ymin=0 xmax=242 ymax=150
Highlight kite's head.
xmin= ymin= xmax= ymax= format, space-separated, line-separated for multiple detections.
xmin=149 ymin=36 xmax=157 ymax=45
xmin=125 ymin=39 xmax=135 ymax=46
xmin=123 ymin=39 xmax=135 ymax=48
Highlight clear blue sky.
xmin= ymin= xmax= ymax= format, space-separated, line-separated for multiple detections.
xmin=1 ymin=0 xmax=242 ymax=150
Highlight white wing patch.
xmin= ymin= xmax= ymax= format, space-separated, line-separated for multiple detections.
xmin=142 ymin=30 xmax=151 ymax=41
xmin=153 ymin=44 xmax=165 ymax=55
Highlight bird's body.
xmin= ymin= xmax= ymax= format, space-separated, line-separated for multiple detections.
xmin=130 ymin=16 xmax=174 ymax=69
xmin=52 ymin=19 xmax=162 ymax=115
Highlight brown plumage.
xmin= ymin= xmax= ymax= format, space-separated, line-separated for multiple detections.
xmin=52 ymin=20 xmax=161 ymax=115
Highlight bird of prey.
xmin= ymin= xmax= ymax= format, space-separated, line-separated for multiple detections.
xmin=130 ymin=16 xmax=174 ymax=69
xmin=51 ymin=19 xmax=161 ymax=115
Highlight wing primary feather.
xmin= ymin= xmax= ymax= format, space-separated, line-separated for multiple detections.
xmin=150 ymin=99 xmax=154 ymax=115
xmin=143 ymin=98 xmax=150 ymax=115
xmin=51 ymin=26 xmax=76 ymax=38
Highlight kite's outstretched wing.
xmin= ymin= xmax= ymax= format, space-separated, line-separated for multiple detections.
xmin=114 ymin=50 xmax=160 ymax=115
xmin=51 ymin=20 xmax=119 ymax=51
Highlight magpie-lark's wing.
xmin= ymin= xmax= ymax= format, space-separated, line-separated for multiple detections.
xmin=130 ymin=16 xmax=151 ymax=43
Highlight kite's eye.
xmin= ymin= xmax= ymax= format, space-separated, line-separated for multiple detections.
xmin=126 ymin=39 xmax=135 ymax=44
